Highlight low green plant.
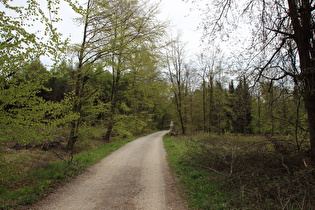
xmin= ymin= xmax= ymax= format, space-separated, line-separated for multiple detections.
xmin=163 ymin=135 xmax=231 ymax=209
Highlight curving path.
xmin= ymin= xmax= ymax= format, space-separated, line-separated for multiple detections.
xmin=32 ymin=131 xmax=186 ymax=210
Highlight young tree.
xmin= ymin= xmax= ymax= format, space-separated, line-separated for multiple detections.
xmin=166 ymin=37 xmax=187 ymax=134
xmin=197 ymin=52 xmax=215 ymax=132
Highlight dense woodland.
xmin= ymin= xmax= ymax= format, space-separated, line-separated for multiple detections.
xmin=0 ymin=0 xmax=314 ymax=155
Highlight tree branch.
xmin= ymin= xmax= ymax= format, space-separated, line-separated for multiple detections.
xmin=266 ymin=27 xmax=294 ymax=39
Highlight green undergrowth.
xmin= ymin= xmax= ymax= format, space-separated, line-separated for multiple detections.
xmin=0 ymin=135 xmax=139 ymax=209
xmin=164 ymin=135 xmax=231 ymax=209
xmin=163 ymin=133 xmax=314 ymax=209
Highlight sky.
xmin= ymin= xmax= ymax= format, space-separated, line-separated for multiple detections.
xmin=154 ymin=0 xmax=203 ymax=56
xmin=0 ymin=0 xmax=203 ymax=66
xmin=53 ymin=0 xmax=203 ymax=57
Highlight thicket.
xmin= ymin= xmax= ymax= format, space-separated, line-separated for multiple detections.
xmin=164 ymin=134 xmax=314 ymax=209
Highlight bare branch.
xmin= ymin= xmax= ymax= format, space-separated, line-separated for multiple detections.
xmin=266 ymin=27 xmax=294 ymax=39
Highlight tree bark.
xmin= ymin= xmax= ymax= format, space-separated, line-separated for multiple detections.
xmin=287 ymin=0 xmax=315 ymax=158
xmin=66 ymin=0 xmax=91 ymax=151
xmin=208 ymin=76 xmax=214 ymax=133
xmin=304 ymin=76 xmax=315 ymax=157
xmin=202 ymin=79 xmax=206 ymax=132
xmin=104 ymin=56 xmax=121 ymax=141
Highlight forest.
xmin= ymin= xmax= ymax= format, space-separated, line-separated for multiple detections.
xmin=0 ymin=0 xmax=314 ymax=208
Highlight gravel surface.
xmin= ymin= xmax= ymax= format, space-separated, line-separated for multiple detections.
xmin=31 ymin=131 xmax=187 ymax=210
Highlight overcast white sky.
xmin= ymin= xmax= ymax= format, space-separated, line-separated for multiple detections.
xmin=155 ymin=0 xmax=203 ymax=55
xmin=0 ymin=0 xmax=203 ymax=65
xmin=53 ymin=0 xmax=203 ymax=56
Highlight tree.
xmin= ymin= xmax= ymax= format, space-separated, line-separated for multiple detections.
xmin=197 ymin=52 xmax=215 ymax=132
xmin=194 ymin=0 xmax=315 ymax=157
xmin=166 ymin=37 xmax=187 ymax=134
xmin=234 ymin=76 xmax=252 ymax=134
xmin=114 ymin=44 xmax=168 ymax=137
xmin=101 ymin=0 xmax=166 ymax=141
xmin=66 ymin=0 xmax=107 ymax=150
xmin=39 ymin=61 xmax=73 ymax=102
xmin=0 ymin=0 xmax=70 ymax=145
xmin=65 ymin=0 xmax=166 ymax=148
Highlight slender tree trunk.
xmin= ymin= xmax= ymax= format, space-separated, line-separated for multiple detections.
xmin=104 ymin=62 xmax=121 ymax=141
xmin=161 ymin=115 xmax=165 ymax=130
xmin=178 ymin=79 xmax=185 ymax=135
xmin=67 ymin=121 xmax=79 ymax=150
xmin=295 ymin=96 xmax=301 ymax=151
xmin=258 ymin=95 xmax=261 ymax=134
xmin=208 ymin=76 xmax=214 ymax=133
xmin=66 ymin=0 xmax=91 ymax=151
xmin=270 ymin=83 xmax=275 ymax=136
xmin=202 ymin=79 xmax=206 ymax=132
xmin=305 ymin=91 xmax=315 ymax=157
xmin=190 ymin=93 xmax=193 ymax=132
xmin=175 ymin=92 xmax=185 ymax=135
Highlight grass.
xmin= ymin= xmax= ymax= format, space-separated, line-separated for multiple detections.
xmin=0 ymin=135 xmax=139 ymax=209
xmin=163 ymin=135 xmax=231 ymax=209
xmin=164 ymin=133 xmax=315 ymax=209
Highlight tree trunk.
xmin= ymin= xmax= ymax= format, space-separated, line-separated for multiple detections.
xmin=257 ymin=95 xmax=261 ymax=134
xmin=66 ymin=0 xmax=91 ymax=151
xmin=67 ymin=121 xmax=79 ymax=151
xmin=270 ymin=83 xmax=274 ymax=136
xmin=202 ymin=80 xmax=206 ymax=132
xmin=174 ymin=92 xmax=185 ymax=134
xmin=287 ymin=0 xmax=315 ymax=158
xmin=295 ymin=95 xmax=301 ymax=151
xmin=304 ymin=76 xmax=315 ymax=158
xmin=208 ymin=76 xmax=214 ymax=133
xmin=104 ymin=120 xmax=114 ymax=141
xmin=104 ymin=59 xmax=121 ymax=141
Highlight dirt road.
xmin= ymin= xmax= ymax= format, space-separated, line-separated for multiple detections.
xmin=33 ymin=131 xmax=186 ymax=210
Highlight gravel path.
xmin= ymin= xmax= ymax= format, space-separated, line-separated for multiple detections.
xmin=32 ymin=131 xmax=186 ymax=210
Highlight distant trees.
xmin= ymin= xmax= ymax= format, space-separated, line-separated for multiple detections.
xmin=233 ymin=77 xmax=252 ymax=134
xmin=165 ymin=42 xmax=309 ymax=139
xmin=188 ymin=0 xmax=315 ymax=157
